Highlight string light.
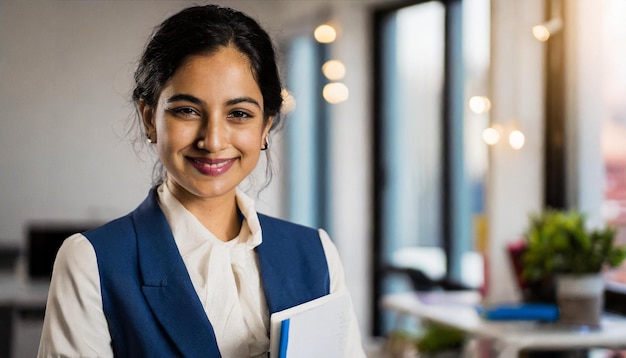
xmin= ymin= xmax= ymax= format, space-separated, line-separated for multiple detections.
xmin=482 ymin=123 xmax=526 ymax=150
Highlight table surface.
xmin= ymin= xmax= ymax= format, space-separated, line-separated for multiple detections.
xmin=381 ymin=291 xmax=626 ymax=355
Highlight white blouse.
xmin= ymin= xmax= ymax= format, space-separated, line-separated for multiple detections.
xmin=38 ymin=184 xmax=365 ymax=358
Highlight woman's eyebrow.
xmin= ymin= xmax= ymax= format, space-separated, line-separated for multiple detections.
xmin=226 ymin=96 xmax=261 ymax=109
xmin=166 ymin=94 xmax=204 ymax=105
xmin=166 ymin=94 xmax=260 ymax=109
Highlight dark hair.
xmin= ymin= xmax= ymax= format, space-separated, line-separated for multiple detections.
xmin=132 ymin=5 xmax=283 ymax=186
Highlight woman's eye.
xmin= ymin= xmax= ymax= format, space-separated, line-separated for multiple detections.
xmin=228 ymin=110 xmax=252 ymax=120
xmin=168 ymin=107 xmax=199 ymax=118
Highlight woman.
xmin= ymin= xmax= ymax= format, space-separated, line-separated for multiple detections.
xmin=38 ymin=4 xmax=365 ymax=358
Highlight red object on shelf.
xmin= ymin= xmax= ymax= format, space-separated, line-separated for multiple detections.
xmin=506 ymin=239 xmax=528 ymax=290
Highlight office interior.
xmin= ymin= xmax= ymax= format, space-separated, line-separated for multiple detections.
xmin=1 ymin=0 xmax=626 ymax=356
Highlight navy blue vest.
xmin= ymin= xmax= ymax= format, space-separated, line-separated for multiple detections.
xmin=84 ymin=189 xmax=330 ymax=357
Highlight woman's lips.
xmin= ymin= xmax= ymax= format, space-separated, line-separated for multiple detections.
xmin=187 ymin=157 xmax=236 ymax=176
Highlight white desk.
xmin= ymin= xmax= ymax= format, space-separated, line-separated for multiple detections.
xmin=381 ymin=291 xmax=626 ymax=357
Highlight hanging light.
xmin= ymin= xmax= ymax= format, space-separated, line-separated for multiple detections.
xmin=323 ymin=82 xmax=349 ymax=104
xmin=469 ymin=96 xmax=491 ymax=114
xmin=322 ymin=60 xmax=346 ymax=80
xmin=532 ymin=18 xmax=562 ymax=42
xmin=314 ymin=24 xmax=337 ymax=43
xmin=509 ymin=130 xmax=526 ymax=150
xmin=482 ymin=126 xmax=501 ymax=146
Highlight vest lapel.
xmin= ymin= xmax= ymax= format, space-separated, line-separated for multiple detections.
xmin=133 ymin=189 xmax=222 ymax=358
xmin=256 ymin=214 xmax=330 ymax=314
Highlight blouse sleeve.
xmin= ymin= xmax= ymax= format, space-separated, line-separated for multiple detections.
xmin=37 ymin=234 xmax=113 ymax=358
xmin=318 ymin=229 xmax=367 ymax=358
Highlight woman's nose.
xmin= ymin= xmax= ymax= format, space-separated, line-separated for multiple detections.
xmin=200 ymin=118 xmax=228 ymax=152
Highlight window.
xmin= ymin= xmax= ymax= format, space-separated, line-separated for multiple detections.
xmin=601 ymin=0 xmax=626 ymax=248
xmin=372 ymin=0 xmax=489 ymax=335
xmin=601 ymin=1 xmax=626 ymax=291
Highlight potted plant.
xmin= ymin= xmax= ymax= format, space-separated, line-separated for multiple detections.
xmin=521 ymin=209 xmax=626 ymax=327
xmin=384 ymin=324 xmax=466 ymax=358
xmin=415 ymin=323 xmax=465 ymax=358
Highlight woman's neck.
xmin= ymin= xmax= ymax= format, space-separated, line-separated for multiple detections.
xmin=165 ymin=181 xmax=241 ymax=242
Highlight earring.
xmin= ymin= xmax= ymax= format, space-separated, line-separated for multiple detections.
xmin=146 ymin=134 xmax=154 ymax=144
xmin=261 ymin=136 xmax=270 ymax=151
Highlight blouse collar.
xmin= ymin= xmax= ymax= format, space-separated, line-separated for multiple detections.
xmin=156 ymin=183 xmax=263 ymax=250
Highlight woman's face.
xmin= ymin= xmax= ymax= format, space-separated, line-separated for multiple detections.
xmin=142 ymin=46 xmax=271 ymax=204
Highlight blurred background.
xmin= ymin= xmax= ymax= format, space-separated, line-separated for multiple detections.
xmin=1 ymin=0 xmax=626 ymax=356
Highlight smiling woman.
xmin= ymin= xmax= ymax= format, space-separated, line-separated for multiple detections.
xmin=140 ymin=51 xmax=270 ymax=237
xmin=37 ymin=4 xmax=365 ymax=358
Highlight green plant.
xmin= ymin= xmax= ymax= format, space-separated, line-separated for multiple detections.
xmin=415 ymin=323 xmax=465 ymax=354
xmin=522 ymin=209 xmax=626 ymax=281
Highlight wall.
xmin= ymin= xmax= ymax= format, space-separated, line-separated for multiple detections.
xmin=565 ymin=0 xmax=605 ymax=225
xmin=0 ymin=0 xmax=159 ymax=243
xmin=486 ymin=0 xmax=545 ymax=302
xmin=326 ymin=1 xmax=374 ymax=340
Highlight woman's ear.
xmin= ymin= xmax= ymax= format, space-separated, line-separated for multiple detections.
xmin=139 ymin=100 xmax=156 ymax=142
xmin=261 ymin=117 xmax=274 ymax=149
xmin=263 ymin=117 xmax=274 ymax=137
